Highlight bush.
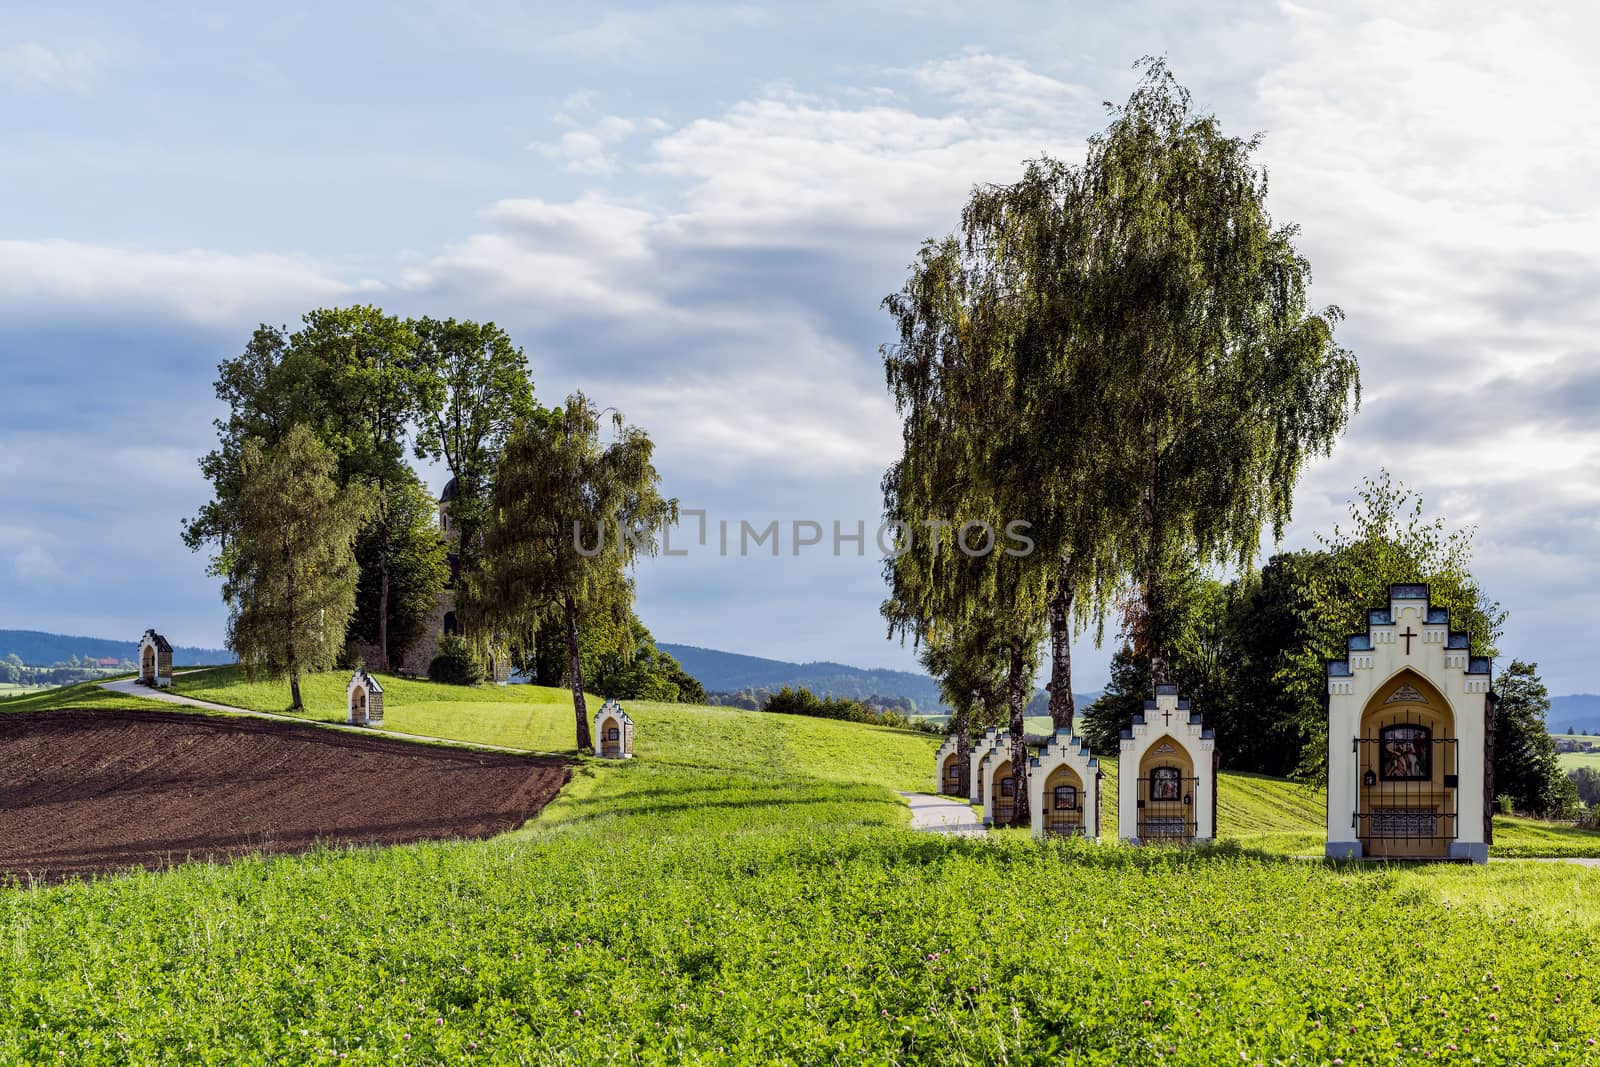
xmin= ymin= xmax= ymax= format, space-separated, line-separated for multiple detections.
xmin=1495 ymin=794 xmax=1515 ymax=815
xmin=1578 ymin=805 xmax=1600 ymax=832
xmin=428 ymin=635 xmax=484 ymax=686
xmin=761 ymin=685 xmax=941 ymax=732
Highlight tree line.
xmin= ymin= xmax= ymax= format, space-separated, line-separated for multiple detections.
xmin=184 ymin=308 xmax=694 ymax=751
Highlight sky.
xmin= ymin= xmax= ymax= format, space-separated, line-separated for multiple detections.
xmin=2 ymin=2 xmax=1597 ymax=694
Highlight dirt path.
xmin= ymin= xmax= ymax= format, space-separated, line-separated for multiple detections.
xmin=0 ymin=709 xmax=572 ymax=881
xmin=900 ymin=791 xmax=986 ymax=836
xmin=97 ymin=677 xmax=539 ymax=754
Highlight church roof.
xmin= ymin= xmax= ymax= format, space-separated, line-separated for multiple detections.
xmin=440 ymin=477 xmax=459 ymax=503
xmin=140 ymin=629 xmax=172 ymax=653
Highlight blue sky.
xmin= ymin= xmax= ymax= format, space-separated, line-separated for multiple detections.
xmin=3 ymin=2 xmax=1598 ymax=694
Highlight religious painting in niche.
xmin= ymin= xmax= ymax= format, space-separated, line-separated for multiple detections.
xmin=1379 ymin=724 xmax=1432 ymax=781
xmin=1053 ymin=785 xmax=1078 ymax=811
xmin=605 ymin=726 xmax=620 ymax=742
xmin=1000 ymin=776 xmax=1016 ymax=797
xmin=1150 ymin=766 xmax=1182 ymax=802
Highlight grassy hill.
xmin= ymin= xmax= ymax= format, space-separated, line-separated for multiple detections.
xmin=3 ymin=672 xmax=1599 ymax=1063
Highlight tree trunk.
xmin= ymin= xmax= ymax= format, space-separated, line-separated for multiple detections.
xmin=377 ymin=490 xmax=390 ymax=671
xmin=565 ymin=594 xmax=592 ymax=752
xmin=952 ymin=705 xmax=971 ymax=797
xmin=378 ymin=564 xmax=390 ymax=672
xmin=1006 ymin=635 xmax=1030 ymax=828
xmin=1046 ymin=557 xmax=1076 ymax=732
xmin=284 ymin=538 xmax=302 ymax=711
xmin=1145 ymin=419 xmax=1168 ymax=687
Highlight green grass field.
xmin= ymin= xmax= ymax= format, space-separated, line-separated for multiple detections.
xmin=3 ymin=673 xmax=1599 ymax=1063
xmin=0 ymin=678 xmax=166 ymax=713
xmin=1549 ymin=735 xmax=1600 ymax=774
xmin=1559 ymin=751 xmax=1600 ymax=773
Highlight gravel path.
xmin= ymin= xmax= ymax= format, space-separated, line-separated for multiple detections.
xmin=899 ymin=791 xmax=986 ymax=836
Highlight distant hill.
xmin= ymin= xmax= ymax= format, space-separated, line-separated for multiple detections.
xmin=658 ymin=642 xmax=1099 ymax=712
xmin=1551 ymin=694 xmax=1600 ymax=735
xmin=0 ymin=629 xmax=234 ymax=667
xmin=660 ymin=643 xmax=947 ymax=707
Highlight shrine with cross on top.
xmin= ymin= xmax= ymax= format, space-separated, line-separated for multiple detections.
xmin=1325 ymin=583 xmax=1494 ymax=863
xmin=1117 ymin=684 xmax=1217 ymax=844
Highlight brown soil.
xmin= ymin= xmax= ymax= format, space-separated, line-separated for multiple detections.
xmin=0 ymin=709 xmax=572 ymax=881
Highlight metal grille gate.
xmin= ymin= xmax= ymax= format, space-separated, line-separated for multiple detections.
xmin=1355 ymin=711 xmax=1458 ymax=858
xmin=1136 ymin=775 xmax=1198 ymax=840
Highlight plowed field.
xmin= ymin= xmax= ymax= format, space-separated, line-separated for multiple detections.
xmin=0 ymin=709 xmax=571 ymax=880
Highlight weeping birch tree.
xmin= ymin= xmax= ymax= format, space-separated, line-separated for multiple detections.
xmin=1075 ymin=59 xmax=1361 ymax=681
xmin=479 ymin=394 xmax=676 ymax=753
xmin=882 ymin=237 xmax=1047 ymax=826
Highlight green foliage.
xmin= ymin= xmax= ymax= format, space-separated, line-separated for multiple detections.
xmin=917 ymin=611 xmax=1012 ymax=738
xmin=481 ymin=393 xmax=677 ymax=751
xmin=351 ymin=473 xmax=448 ymax=668
xmin=585 ymin=617 xmax=705 ymax=703
xmin=762 ymin=685 xmax=925 ymax=731
xmin=224 ymin=425 xmax=373 ymax=709
xmin=1571 ymin=767 xmax=1600 ymax=807
xmin=410 ymin=317 xmax=538 ymax=637
xmin=1063 ymin=58 xmax=1357 ymax=674
xmin=1285 ymin=471 xmax=1505 ymax=778
xmin=1493 ymin=661 xmax=1574 ymax=817
xmin=186 ymin=309 xmax=539 ymax=666
xmin=428 ymin=634 xmax=485 ymax=687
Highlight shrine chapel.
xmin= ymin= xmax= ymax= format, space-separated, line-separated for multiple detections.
xmin=1325 ymin=584 xmax=1494 ymax=863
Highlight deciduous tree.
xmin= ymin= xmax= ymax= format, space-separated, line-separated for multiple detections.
xmin=224 ymin=425 xmax=372 ymax=710
xmin=479 ymin=395 xmax=676 ymax=752
xmin=351 ymin=473 xmax=449 ymax=669
xmin=1076 ymin=59 xmax=1359 ymax=682
xmin=412 ymin=317 xmax=538 ymax=647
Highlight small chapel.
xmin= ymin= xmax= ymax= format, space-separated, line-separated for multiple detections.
xmin=137 ymin=629 xmax=173 ymax=688
xmin=1117 ymin=684 xmax=1217 ymax=844
xmin=346 ymin=668 xmax=385 ymax=726
xmin=594 ymin=699 xmax=634 ymax=759
xmin=1324 ymin=583 xmax=1494 ymax=863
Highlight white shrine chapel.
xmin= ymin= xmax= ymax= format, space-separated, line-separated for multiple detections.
xmin=1324 ymin=584 xmax=1494 ymax=864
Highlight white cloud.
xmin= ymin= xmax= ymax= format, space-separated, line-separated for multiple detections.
xmin=0 ymin=240 xmax=362 ymax=325
xmin=0 ymin=41 xmax=103 ymax=93
xmin=531 ymin=114 xmax=669 ymax=177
